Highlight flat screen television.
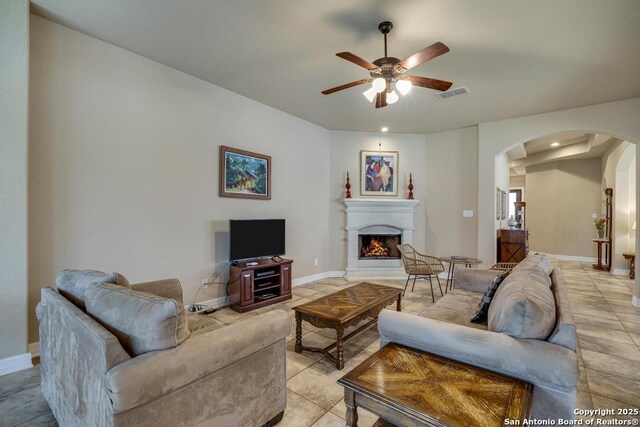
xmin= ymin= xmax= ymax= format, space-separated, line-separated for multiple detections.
xmin=229 ymin=219 xmax=285 ymax=261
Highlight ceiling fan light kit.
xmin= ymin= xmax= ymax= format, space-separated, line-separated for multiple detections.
xmin=362 ymin=87 xmax=377 ymax=102
xmin=372 ymin=77 xmax=386 ymax=93
xmin=396 ymin=79 xmax=412 ymax=95
xmin=386 ymin=90 xmax=399 ymax=104
xmin=322 ymin=20 xmax=453 ymax=108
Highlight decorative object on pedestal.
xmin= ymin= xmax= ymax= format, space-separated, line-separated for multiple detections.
xmin=507 ymin=215 xmax=518 ymax=229
xmin=407 ymin=173 xmax=414 ymax=199
xmin=593 ymin=188 xmax=613 ymax=272
xmin=345 ymin=172 xmax=352 ymax=199
xmin=594 ymin=216 xmax=606 ymax=238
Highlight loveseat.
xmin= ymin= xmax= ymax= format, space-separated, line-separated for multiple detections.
xmin=378 ymin=254 xmax=578 ymax=420
xmin=37 ymin=270 xmax=290 ymax=427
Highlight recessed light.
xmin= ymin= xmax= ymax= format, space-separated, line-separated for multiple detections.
xmin=551 ymin=142 xmax=560 ymax=147
xmin=381 ymin=127 xmax=389 ymax=132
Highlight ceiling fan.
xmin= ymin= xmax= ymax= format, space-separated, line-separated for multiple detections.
xmin=322 ymin=21 xmax=453 ymax=108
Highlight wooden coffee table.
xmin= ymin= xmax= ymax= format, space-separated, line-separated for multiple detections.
xmin=292 ymin=282 xmax=402 ymax=369
xmin=338 ymin=343 xmax=533 ymax=427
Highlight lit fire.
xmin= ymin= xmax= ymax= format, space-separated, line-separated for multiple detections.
xmin=362 ymin=238 xmax=390 ymax=257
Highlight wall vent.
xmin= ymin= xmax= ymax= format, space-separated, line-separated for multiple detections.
xmin=436 ymin=86 xmax=471 ymax=100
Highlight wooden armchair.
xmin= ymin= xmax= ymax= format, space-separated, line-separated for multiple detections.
xmin=397 ymin=244 xmax=444 ymax=302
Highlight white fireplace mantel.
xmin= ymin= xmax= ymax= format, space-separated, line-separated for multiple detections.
xmin=344 ymin=198 xmax=420 ymax=280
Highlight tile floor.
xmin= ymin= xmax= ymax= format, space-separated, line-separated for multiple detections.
xmin=1 ymin=261 xmax=639 ymax=426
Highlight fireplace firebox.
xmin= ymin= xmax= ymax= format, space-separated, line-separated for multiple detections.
xmin=359 ymin=234 xmax=401 ymax=259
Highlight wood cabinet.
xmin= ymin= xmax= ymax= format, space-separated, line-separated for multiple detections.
xmin=498 ymin=229 xmax=528 ymax=263
xmin=229 ymin=259 xmax=293 ymax=313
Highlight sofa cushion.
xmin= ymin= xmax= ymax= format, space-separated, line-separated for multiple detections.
xmin=470 ymin=270 xmax=510 ymax=324
xmin=488 ymin=279 xmax=556 ymax=339
xmin=547 ymin=269 xmax=577 ymax=350
xmin=420 ymin=289 xmax=487 ymax=330
xmin=85 ymin=282 xmax=190 ymax=356
xmin=512 ymin=253 xmax=551 ymax=275
xmin=56 ymin=269 xmax=129 ymax=310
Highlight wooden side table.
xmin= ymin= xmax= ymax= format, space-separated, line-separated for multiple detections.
xmin=439 ymin=256 xmax=482 ymax=292
xmin=623 ymin=253 xmax=635 ymax=279
xmin=338 ymin=343 xmax=532 ymax=427
xmin=593 ymin=238 xmax=612 ymax=272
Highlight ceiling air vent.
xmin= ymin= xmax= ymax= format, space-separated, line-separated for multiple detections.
xmin=436 ymin=86 xmax=471 ymax=100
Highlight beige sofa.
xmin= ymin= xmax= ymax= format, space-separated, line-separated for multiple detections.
xmin=378 ymin=254 xmax=578 ymax=420
xmin=37 ymin=270 xmax=290 ymax=427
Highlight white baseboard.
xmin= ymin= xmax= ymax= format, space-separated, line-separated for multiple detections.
xmin=633 ymin=295 xmax=639 ymax=308
xmin=530 ymin=251 xmax=597 ymax=263
xmin=28 ymin=342 xmax=40 ymax=358
xmin=612 ymin=268 xmax=631 ymax=276
xmin=0 ymin=353 xmax=33 ymax=376
xmin=292 ymin=271 xmax=345 ymax=287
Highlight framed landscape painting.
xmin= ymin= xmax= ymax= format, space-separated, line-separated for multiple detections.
xmin=360 ymin=151 xmax=398 ymax=196
xmin=219 ymin=145 xmax=271 ymax=200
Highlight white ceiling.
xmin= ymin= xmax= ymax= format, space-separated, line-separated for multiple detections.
xmin=30 ymin=0 xmax=640 ymax=134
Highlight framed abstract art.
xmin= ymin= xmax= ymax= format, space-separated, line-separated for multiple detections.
xmin=360 ymin=151 xmax=398 ymax=196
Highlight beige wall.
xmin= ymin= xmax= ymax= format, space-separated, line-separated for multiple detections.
xmin=0 ymin=0 xmax=29 ymax=360
xmin=28 ymin=16 xmax=331 ymax=342
xmin=495 ymin=153 xmax=511 ymax=230
xmin=327 ymin=131 xmax=428 ymax=269
xmin=424 ymin=127 xmax=478 ymax=257
xmin=526 ymin=159 xmax=601 ymax=257
xmin=327 ymin=126 xmax=480 ymax=268
xmin=608 ymin=143 xmax=636 ymax=270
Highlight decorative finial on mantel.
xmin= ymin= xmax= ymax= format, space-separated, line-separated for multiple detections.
xmin=408 ymin=173 xmax=414 ymax=200
xmin=345 ymin=172 xmax=352 ymax=199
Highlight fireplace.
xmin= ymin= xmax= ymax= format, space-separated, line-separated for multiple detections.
xmin=344 ymin=198 xmax=420 ymax=280
xmin=359 ymin=234 xmax=401 ymax=259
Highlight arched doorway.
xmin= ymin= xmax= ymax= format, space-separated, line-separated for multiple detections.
xmin=476 ymin=97 xmax=640 ymax=306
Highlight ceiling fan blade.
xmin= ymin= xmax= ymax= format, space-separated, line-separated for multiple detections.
xmin=321 ymin=79 xmax=369 ymax=95
xmin=406 ymin=75 xmax=453 ymax=91
xmin=336 ymin=52 xmax=379 ymax=71
xmin=375 ymin=91 xmax=387 ymax=108
xmin=398 ymin=42 xmax=449 ymax=71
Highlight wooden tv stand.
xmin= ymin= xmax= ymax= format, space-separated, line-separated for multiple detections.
xmin=229 ymin=258 xmax=293 ymax=313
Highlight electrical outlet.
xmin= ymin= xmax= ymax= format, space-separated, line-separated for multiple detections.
xmin=201 ymin=278 xmax=209 ymax=287
xmin=314 ymin=258 xmax=319 ymax=266
xmin=463 ymin=210 xmax=474 ymax=218
xmin=592 ymin=213 xmax=598 ymax=219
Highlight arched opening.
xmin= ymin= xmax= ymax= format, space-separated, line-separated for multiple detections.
xmin=475 ymin=97 xmax=640 ymax=306
xmin=497 ymin=132 xmax=631 ymax=266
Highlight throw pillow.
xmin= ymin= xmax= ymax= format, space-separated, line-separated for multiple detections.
xmin=470 ymin=270 xmax=510 ymax=324
xmin=84 ymin=282 xmax=190 ymax=357
xmin=487 ymin=279 xmax=556 ymax=339
xmin=56 ymin=269 xmax=130 ymax=310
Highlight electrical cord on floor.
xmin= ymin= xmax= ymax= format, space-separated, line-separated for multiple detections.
xmin=187 ymin=262 xmax=230 ymax=313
